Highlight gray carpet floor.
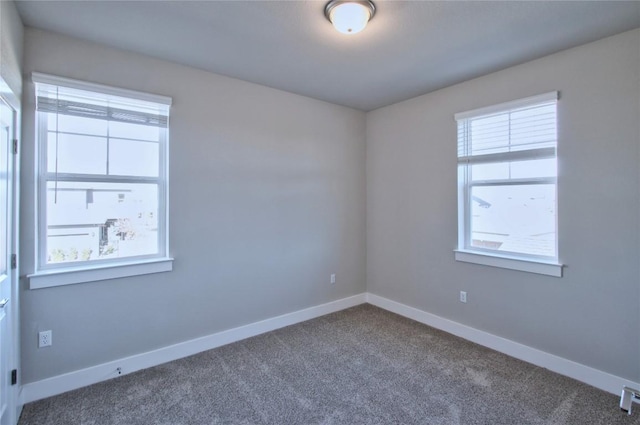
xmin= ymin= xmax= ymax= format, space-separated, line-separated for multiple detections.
xmin=19 ymin=304 xmax=640 ymax=424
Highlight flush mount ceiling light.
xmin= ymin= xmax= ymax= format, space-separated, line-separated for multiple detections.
xmin=324 ymin=0 xmax=376 ymax=35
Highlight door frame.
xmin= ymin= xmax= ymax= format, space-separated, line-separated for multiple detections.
xmin=0 ymin=76 xmax=21 ymax=425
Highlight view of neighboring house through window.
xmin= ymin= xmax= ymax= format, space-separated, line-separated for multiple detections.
xmin=455 ymin=92 xmax=558 ymax=263
xmin=33 ymin=74 xmax=171 ymax=271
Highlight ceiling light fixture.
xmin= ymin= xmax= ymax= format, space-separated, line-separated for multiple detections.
xmin=324 ymin=0 xmax=376 ymax=35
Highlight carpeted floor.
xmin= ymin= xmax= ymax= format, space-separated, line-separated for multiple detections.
xmin=19 ymin=304 xmax=640 ymax=424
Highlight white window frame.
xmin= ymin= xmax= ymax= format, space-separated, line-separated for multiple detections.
xmin=454 ymin=92 xmax=563 ymax=277
xmin=28 ymin=73 xmax=173 ymax=289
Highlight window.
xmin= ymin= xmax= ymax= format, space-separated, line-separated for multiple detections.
xmin=29 ymin=73 xmax=173 ymax=288
xmin=454 ymin=92 xmax=562 ymax=277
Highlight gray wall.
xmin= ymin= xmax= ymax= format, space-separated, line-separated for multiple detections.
xmin=0 ymin=0 xmax=23 ymax=98
xmin=367 ymin=29 xmax=640 ymax=381
xmin=20 ymin=28 xmax=367 ymax=383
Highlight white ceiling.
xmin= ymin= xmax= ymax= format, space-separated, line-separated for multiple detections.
xmin=15 ymin=0 xmax=640 ymax=111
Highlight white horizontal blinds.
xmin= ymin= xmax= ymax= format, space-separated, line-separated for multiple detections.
xmin=33 ymin=74 xmax=172 ymax=180
xmin=35 ymin=83 xmax=169 ymax=128
xmin=457 ymin=92 xmax=558 ymax=164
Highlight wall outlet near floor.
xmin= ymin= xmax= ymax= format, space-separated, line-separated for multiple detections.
xmin=330 ymin=274 xmax=336 ymax=284
xmin=459 ymin=291 xmax=467 ymax=303
xmin=39 ymin=330 xmax=52 ymax=348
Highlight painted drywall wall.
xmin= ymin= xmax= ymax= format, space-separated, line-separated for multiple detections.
xmin=0 ymin=0 xmax=23 ymax=98
xmin=366 ymin=29 xmax=640 ymax=381
xmin=20 ymin=28 xmax=366 ymax=383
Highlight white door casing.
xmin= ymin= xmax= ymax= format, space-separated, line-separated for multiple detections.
xmin=0 ymin=93 xmax=18 ymax=425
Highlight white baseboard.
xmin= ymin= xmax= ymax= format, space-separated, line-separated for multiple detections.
xmin=366 ymin=293 xmax=639 ymax=396
xmin=20 ymin=291 xmax=637 ymax=404
xmin=20 ymin=293 xmax=367 ymax=404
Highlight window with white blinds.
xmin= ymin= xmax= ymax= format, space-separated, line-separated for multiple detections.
xmin=32 ymin=73 xmax=172 ymax=279
xmin=455 ymin=92 xmax=559 ymax=269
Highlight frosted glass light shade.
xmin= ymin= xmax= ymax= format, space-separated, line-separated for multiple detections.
xmin=325 ymin=1 xmax=376 ymax=35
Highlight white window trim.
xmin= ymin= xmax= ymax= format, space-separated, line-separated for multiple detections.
xmin=455 ymin=91 xmax=563 ymax=277
xmin=28 ymin=257 xmax=174 ymax=289
xmin=31 ymin=72 xmax=172 ymax=106
xmin=29 ymin=73 xmax=172 ymax=288
xmin=454 ymin=91 xmax=558 ymax=121
xmin=454 ymin=250 xmax=562 ymax=277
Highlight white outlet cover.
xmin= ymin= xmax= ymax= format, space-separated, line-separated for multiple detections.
xmin=39 ymin=330 xmax=52 ymax=348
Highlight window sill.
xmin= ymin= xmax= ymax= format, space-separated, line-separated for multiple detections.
xmin=454 ymin=250 xmax=562 ymax=277
xmin=27 ymin=257 xmax=174 ymax=289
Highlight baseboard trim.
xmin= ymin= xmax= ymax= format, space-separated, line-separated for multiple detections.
xmin=366 ymin=293 xmax=638 ymax=396
xmin=20 ymin=292 xmax=636 ymax=404
xmin=20 ymin=293 xmax=367 ymax=404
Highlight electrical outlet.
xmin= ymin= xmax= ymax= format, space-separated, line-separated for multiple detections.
xmin=39 ymin=330 xmax=52 ymax=348
xmin=330 ymin=273 xmax=336 ymax=284
xmin=459 ymin=291 xmax=467 ymax=303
